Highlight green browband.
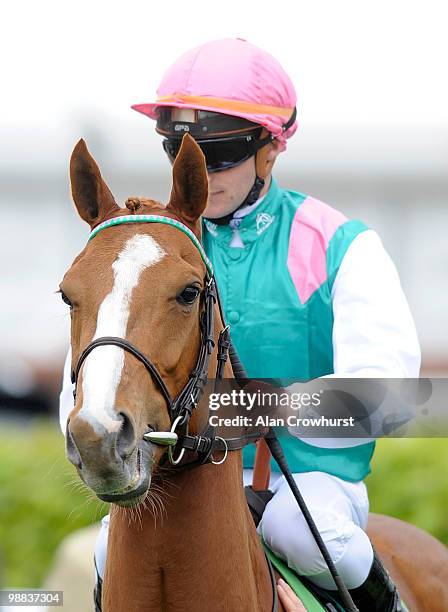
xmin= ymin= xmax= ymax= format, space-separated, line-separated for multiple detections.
xmin=88 ymin=214 xmax=214 ymax=277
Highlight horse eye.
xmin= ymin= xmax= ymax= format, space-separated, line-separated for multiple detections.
xmin=177 ymin=286 xmax=200 ymax=305
xmin=60 ymin=291 xmax=73 ymax=308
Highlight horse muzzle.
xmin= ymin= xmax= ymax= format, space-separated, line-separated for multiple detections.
xmin=66 ymin=412 xmax=154 ymax=505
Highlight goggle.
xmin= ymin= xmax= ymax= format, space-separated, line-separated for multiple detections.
xmin=162 ymin=131 xmax=273 ymax=173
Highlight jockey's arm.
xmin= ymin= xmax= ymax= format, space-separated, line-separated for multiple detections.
xmin=330 ymin=228 xmax=420 ymax=379
xmin=288 ymin=228 xmax=421 ymax=446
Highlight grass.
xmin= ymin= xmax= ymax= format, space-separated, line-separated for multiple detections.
xmin=368 ymin=437 xmax=448 ymax=543
xmin=0 ymin=418 xmax=108 ymax=588
xmin=0 ymin=418 xmax=446 ymax=587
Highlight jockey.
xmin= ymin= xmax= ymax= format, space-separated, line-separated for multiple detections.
xmin=59 ymin=38 xmax=420 ymax=611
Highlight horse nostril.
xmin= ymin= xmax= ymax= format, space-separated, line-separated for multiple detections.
xmin=66 ymin=419 xmax=83 ymax=469
xmin=116 ymin=412 xmax=136 ymax=460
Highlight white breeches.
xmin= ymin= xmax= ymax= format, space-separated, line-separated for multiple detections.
xmin=94 ymin=470 xmax=373 ymax=590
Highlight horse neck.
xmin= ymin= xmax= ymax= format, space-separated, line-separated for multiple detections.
xmin=104 ymin=447 xmax=275 ymax=611
xmin=103 ymin=304 xmax=276 ymax=611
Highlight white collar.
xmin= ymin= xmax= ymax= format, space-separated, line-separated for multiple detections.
xmin=231 ymin=194 xmax=267 ymax=220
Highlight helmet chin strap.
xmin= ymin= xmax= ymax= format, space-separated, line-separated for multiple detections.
xmin=205 ymin=174 xmax=265 ymax=226
xmin=204 ymin=132 xmax=274 ymax=226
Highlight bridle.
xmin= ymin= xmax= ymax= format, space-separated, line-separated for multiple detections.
xmin=70 ymin=213 xmax=305 ymax=612
xmin=71 ymin=213 xmax=263 ymax=467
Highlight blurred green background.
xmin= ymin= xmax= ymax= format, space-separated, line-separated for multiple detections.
xmin=0 ymin=419 xmax=108 ymax=588
xmin=0 ymin=418 xmax=447 ymax=588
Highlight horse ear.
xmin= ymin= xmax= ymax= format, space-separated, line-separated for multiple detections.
xmin=70 ymin=139 xmax=119 ymax=227
xmin=166 ymin=134 xmax=208 ymax=231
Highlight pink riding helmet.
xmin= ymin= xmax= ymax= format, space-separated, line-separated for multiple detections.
xmin=132 ymin=38 xmax=298 ymax=150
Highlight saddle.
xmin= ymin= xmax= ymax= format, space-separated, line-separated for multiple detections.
xmin=244 ymin=484 xmax=345 ymax=612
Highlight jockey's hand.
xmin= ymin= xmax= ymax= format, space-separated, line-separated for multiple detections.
xmin=277 ymin=578 xmax=306 ymax=611
xmin=241 ymin=379 xmax=290 ymax=430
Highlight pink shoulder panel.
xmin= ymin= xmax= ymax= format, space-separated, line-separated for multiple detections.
xmin=287 ymin=196 xmax=347 ymax=303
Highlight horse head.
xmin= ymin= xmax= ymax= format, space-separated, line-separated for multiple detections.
xmin=61 ymin=134 xmax=217 ymax=506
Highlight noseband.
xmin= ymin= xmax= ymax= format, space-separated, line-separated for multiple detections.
xmin=71 ymin=214 xmax=262 ymax=467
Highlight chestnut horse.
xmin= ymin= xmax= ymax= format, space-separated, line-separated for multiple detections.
xmin=62 ymin=134 xmax=448 ymax=611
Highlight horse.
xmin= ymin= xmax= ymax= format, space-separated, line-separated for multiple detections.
xmin=62 ymin=133 xmax=448 ymax=611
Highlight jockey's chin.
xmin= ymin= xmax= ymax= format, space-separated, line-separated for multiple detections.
xmin=204 ymin=157 xmax=258 ymax=219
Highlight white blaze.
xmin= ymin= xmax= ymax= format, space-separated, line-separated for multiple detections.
xmin=78 ymin=234 xmax=165 ymax=434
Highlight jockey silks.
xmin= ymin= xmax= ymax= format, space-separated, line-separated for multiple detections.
xmin=201 ymin=177 xmax=420 ymax=482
